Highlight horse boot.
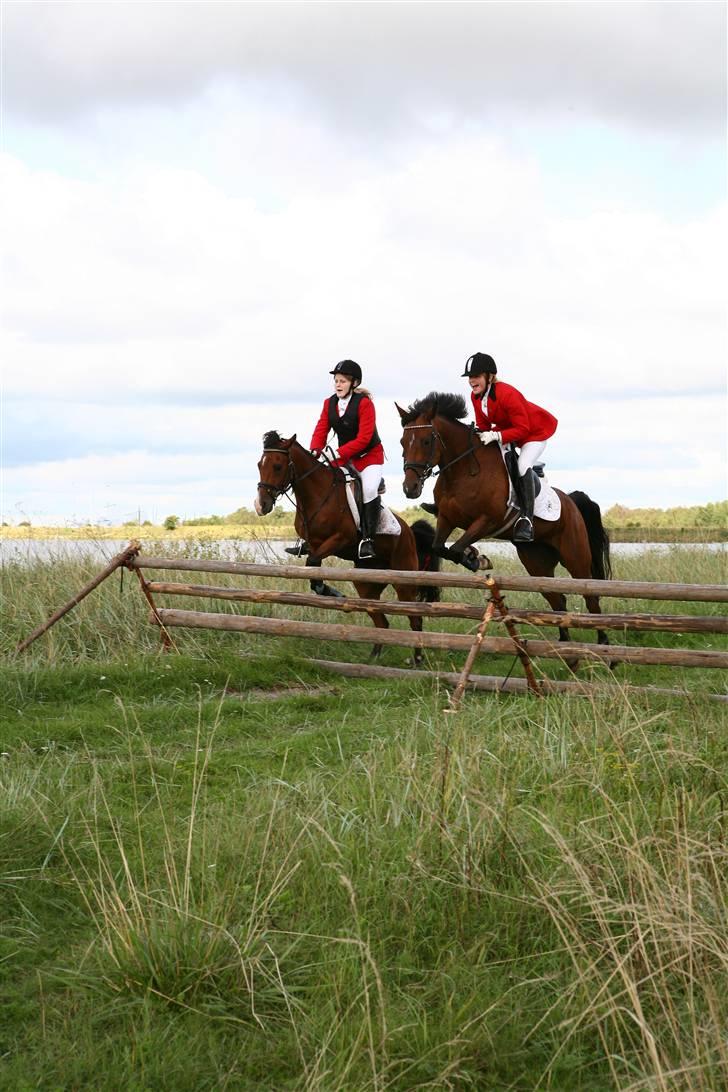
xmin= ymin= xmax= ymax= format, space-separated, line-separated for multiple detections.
xmin=285 ymin=542 xmax=309 ymax=556
xmin=512 ymin=470 xmax=535 ymax=543
xmin=358 ymin=496 xmax=381 ymax=559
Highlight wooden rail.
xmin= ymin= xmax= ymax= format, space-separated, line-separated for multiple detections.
xmin=145 ymin=580 xmax=728 ymax=635
xmin=152 ymin=608 xmax=728 ymax=670
xmin=132 ymin=556 xmax=728 ymax=603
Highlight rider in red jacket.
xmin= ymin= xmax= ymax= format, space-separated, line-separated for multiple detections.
xmin=308 ymin=359 xmax=385 ymax=559
xmin=464 ymin=352 xmax=557 ymax=542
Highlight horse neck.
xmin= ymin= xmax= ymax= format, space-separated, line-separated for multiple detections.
xmin=289 ymin=444 xmax=337 ymax=506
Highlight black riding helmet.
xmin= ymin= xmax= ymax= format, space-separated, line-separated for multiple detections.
xmin=330 ymin=359 xmax=362 ymax=384
xmin=462 ymin=352 xmax=497 ymax=378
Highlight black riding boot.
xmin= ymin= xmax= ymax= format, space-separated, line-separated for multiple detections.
xmin=420 ymin=502 xmax=438 ymax=516
xmin=512 ymin=471 xmax=535 ymax=543
xmin=358 ymin=497 xmax=381 ymax=559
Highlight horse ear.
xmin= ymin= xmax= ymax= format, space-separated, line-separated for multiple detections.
xmin=395 ymin=402 xmax=407 ymax=422
xmin=283 ymin=434 xmax=296 ymax=447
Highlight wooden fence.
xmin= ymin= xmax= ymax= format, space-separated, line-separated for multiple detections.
xmin=128 ymin=553 xmax=727 ymax=703
xmin=14 ymin=544 xmax=726 ymax=702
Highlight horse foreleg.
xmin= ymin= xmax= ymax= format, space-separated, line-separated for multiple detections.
xmin=305 ymin=535 xmax=349 ymax=597
xmin=444 ymin=516 xmax=493 ymax=572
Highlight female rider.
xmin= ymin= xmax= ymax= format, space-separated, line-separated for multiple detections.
xmin=463 ymin=352 xmax=557 ymax=542
xmin=308 ymin=359 xmax=385 ymax=559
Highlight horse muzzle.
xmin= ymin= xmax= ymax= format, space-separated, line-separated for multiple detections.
xmin=402 ymin=470 xmax=424 ymax=499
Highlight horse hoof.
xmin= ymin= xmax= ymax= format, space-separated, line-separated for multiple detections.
xmin=462 ymin=548 xmax=481 ymax=573
xmin=322 ymin=584 xmax=345 ymax=598
xmin=478 ymin=554 xmax=493 ymax=570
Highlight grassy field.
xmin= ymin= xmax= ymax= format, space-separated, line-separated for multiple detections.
xmin=1 ymin=545 xmax=727 ymax=1090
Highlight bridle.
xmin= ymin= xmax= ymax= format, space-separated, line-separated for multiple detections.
xmin=257 ymin=446 xmax=294 ymax=502
xmin=257 ymin=445 xmax=345 ymax=541
xmin=402 ymin=421 xmax=481 ymax=487
xmin=402 ymin=423 xmax=443 ymax=486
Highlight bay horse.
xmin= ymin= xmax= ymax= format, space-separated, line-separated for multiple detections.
xmin=255 ymin=431 xmax=441 ymax=663
xmin=396 ymin=393 xmax=612 ymax=648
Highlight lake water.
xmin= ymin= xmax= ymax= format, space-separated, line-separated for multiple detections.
xmin=1 ymin=536 xmax=725 ymax=567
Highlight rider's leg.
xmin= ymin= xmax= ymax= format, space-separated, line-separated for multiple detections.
xmin=513 ymin=441 xmax=547 ymax=543
xmin=358 ymin=464 xmax=383 ymax=559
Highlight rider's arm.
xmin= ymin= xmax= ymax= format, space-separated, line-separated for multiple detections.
xmin=336 ymin=396 xmax=376 ymax=461
xmin=310 ymin=400 xmax=331 ymax=452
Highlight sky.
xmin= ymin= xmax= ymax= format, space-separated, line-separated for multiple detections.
xmin=2 ymin=0 xmax=726 ymax=526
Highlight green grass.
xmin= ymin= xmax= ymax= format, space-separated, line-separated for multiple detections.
xmin=1 ymin=546 xmax=726 ymax=1089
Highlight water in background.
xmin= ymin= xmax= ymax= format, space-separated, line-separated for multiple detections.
xmin=1 ymin=536 xmax=725 ymax=567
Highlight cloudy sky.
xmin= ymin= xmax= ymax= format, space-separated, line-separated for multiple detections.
xmin=2 ymin=1 xmax=726 ymax=525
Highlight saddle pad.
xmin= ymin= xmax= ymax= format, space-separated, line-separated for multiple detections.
xmin=345 ymin=483 xmax=402 ymax=536
xmin=533 ymin=481 xmax=561 ymax=521
xmin=501 ymin=446 xmax=561 ymax=522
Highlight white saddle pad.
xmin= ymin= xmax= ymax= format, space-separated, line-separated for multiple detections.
xmin=501 ymin=446 xmax=561 ymax=522
xmin=345 ymin=483 xmax=401 ymax=536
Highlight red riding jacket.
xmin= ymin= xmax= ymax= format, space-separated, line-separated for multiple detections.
xmin=471 ymin=382 xmax=557 ymax=446
xmin=310 ymin=393 xmax=385 ymax=470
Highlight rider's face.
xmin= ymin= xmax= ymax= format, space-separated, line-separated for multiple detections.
xmin=469 ymin=374 xmax=487 ymax=395
xmin=334 ymin=374 xmax=354 ymax=398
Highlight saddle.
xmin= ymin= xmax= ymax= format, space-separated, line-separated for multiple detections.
xmin=503 ymin=445 xmax=543 ymax=500
xmin=343 ymin=464 xmax=386 ymax=525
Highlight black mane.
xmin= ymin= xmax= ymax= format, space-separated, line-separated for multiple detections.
xmin=262 ymin=430 xmax=285 ymax=448
xmin=402 ymin=392 xmax=468 ymax=425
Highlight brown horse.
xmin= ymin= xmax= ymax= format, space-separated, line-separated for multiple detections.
xmin=397 ymin=393 xmax=612 ymax=647
xmin=255 ymin=431 xmax=440 ymax=662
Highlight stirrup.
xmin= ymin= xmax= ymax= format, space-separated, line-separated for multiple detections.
xmin=512 ymin=517 xmax=534 ymax=543
xmin=358 ymin=538 xmax=376 ymax=559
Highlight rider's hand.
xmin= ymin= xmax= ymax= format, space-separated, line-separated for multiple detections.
xmin=479 ymin=430 xmax=501 ymax=445
xmin=310 ymin=448 xmax=322 ymax=458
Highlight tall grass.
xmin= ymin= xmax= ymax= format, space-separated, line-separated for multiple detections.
xmin=1 ymin=546 xmax=726 ymax=1088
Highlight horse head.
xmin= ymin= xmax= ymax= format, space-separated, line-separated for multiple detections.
xmin=255 ymin=431 xmax=297 ymax=515
xmin=396 ymin=393 xmax=468 ymax=499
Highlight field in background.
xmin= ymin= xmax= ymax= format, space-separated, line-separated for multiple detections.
xmin=2 ymin=498 xmax=726 ymax=542
xmin=1 ymin=545 xmax=726 ymax=1089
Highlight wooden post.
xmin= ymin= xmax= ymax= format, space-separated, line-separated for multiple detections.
xmin=15 ymin=542 xmax=141 ymax=653
xmin=447 ymin=601 xmax=496 ymax=712
xmin=133 ymin=567 xmax=175 ymax=651
xmin=486 ymin=576 xmax=542 ymax=696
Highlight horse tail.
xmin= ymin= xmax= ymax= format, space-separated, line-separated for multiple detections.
xmin=569 ymin=491 xmax=612 ymax=580
xmin=411 ymin=519 xmax=441 ymax=602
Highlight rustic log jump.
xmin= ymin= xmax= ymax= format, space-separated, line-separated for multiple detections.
xmin=14 ymin=544 xmax=726 ymax=704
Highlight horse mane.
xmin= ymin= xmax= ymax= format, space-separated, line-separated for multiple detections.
xmin=401 ymin=392 xmax=468 ymax=425
xmin=262 ymin=430 xmax=285 ymax=449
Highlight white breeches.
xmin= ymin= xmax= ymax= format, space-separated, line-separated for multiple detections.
xmin=359 ymin=463 xmax=384 ymax=503
xmin=517 ymin=441 xmax=547 ymax=477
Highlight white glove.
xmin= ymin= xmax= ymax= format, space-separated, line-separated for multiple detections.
xmin=479 ymin=430 xmax=501 ymax=445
